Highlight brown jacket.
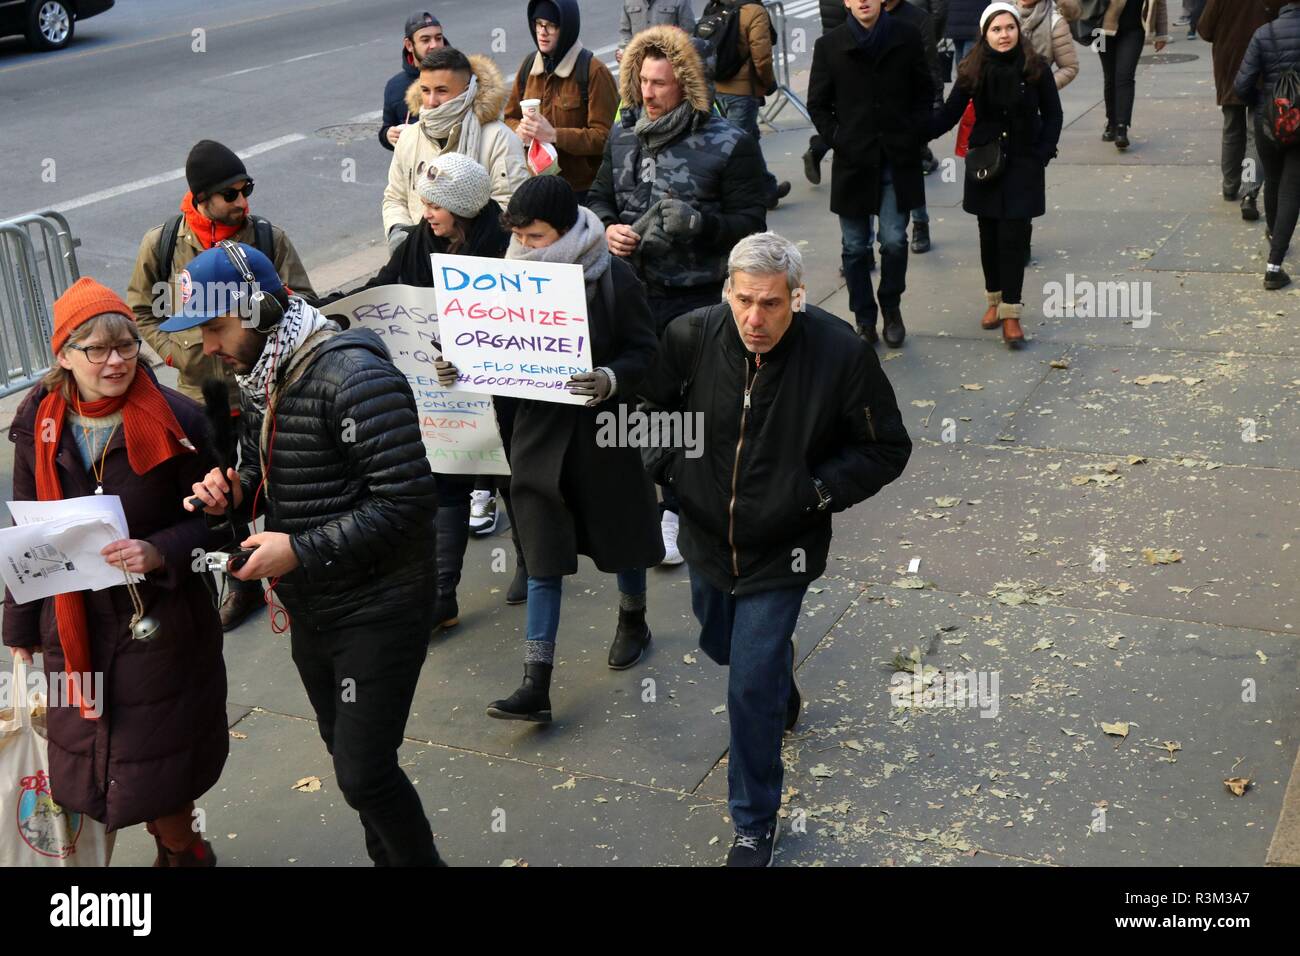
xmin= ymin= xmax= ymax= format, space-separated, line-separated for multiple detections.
xmin=504 ymin=42 xmax=619 ymax=193
xmin=713 ymin=2 xmax=778 ymax=98
xmin=2 ymin=373 xmax=228 ymax=831
xmin=1199 ymin=0 xmax=1280 ymax=106
xmin=126 ymin=213 xmax=316 ymax=403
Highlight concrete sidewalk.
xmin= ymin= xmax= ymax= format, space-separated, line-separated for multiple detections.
xmin=3 ymin=32 xmax=1297 ymax=867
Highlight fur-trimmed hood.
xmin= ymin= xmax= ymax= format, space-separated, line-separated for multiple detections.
xmin=618 ymin=24 xmax=711 ymax=114
xmin=404 ymin=53 xmax=510 ymax=125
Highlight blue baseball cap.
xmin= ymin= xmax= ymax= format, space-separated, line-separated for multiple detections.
xmin=160 ymin=243 xmax=284 ymax=332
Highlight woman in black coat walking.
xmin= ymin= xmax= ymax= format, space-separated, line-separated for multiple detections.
xmin=322 ymin=153 xmax=520 ymax=630
xmin=927 ymin=2 xmax=1063 ymax=346
xmin=1234 ymin=1 xmax=1300 ymax=289
xmin=435 ymin=176 xmax=664 ymax=723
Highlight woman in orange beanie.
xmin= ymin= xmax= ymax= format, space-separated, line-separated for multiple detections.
xmin=2 ymin=277 xmax=229 ymax=866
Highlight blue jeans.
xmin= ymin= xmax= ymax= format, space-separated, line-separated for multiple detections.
xmin=839 ymin=162 xmax=910 ymax=325
xmin=526 ymin=569 xmax=647 ymax=645
xmin=954 ymin=37 xmax=975 ymax=64
xmin=715 ymin=92 xmax=780 ymax=201
xmin=690 ymin=568 xmax=808 ymax=836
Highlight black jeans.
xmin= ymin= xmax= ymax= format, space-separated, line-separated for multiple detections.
xmin=291 ymin=612 xmax=438 ymax=865
xmin=647 ymin=282 xmax=724 ymax=516
xmin=1256 ymin=119 xmax=1300 ymax=266
xmin=977 ymin=217 xmax=1032 ymax=304
xmin=1099 ymin=27 xmax=1145 ymax=127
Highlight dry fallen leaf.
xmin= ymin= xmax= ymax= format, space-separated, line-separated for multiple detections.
xmin=961 ymin=383 xmax=984 ymax=391
xmin=552 ymin=776 xmax=577 ymax=791
xmin=1049 ymin=358 xmax=1069 ymax=369
xmin=229 ymin=731 xmax=248 ymax=740
xmin=1134 ymin=374 xmax=1177 ymax=386
xmin=810 ymin=764 xmax=836 ymax=779
xmin=1101 ymin=721 xmax=1130 ymax=738
xmin=1143 ymin=548 xmax=1183 ymax=565
xmin=934 ymin=496 xmax=962 ymax=508
xmin=1224 ymin=777 xmax=1251 ymax=797
xmin=292 ymin=776 xmax=322 ymax=793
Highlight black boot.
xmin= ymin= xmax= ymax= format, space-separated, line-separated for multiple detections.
xmin=1242 ymin=191 xmax=1260 ymax=221
xmin=881 ymin=307 xmax=906 ymax=348
xmin=487 ymin=663 xmax=553 ymax=722
xmin=856 ymin=312 xmax=878 ymax=345
xmin=608 ymin=605 xmax=652 ymax=670
xmin=1102 ymin=123 xmax=1116 ymax=142
xmin=910 ymin=221 xmax=931 ymax=254
xmin=435 ymin=503 xmax=470 ymax=630
xmin=1114 ymin=124 xmax=1130 ymax=150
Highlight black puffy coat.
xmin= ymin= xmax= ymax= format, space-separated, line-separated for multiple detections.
xmin=820 ymin=0 xmax=847 ymax=31
xmin=234 ymin=322 xmax=439 ymax=630
xmin=808 ymin=16 xmax=935 ymax=219
xmin=947 ymin=0 xmax=990 ymax=40
xmin=3 ymin=373 xmax=228 ymax=831
xmin=509 ymin=255 xmax=664 ymax=578
xmin=1234 ymin=3 xmax=1300 ymax=107
xmin=639 ymin=304 xmax=912 ymax=597
xmin=927 ymin=58 xmax=1063 ymax=219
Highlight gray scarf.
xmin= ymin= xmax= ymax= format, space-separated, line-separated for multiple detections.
xmin=634 ymin=100 xmax=695 ymax=152
xmin=1019 ymin=1 xmax=1054 ymax=58
xmin=236 ymin=297 xmax=339 ymax=413
xmin=506 ymin=206 xmax=611 ymax=286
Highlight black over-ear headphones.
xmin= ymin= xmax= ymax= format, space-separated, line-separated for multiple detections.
xmin=218 ymin=240 xmax=284 ymax=333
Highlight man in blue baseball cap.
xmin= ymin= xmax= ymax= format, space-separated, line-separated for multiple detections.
xmin=180 ymin=243 xmax=447 ymax=866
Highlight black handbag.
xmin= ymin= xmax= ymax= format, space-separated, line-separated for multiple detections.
xmin=966 ymin=133 xmax=1007 ymax=184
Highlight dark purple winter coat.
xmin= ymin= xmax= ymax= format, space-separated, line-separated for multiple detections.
xmin=2 ymin=369 xmax=228 ymax=831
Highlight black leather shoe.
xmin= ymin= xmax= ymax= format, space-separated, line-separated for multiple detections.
xmin=910 ymin=222 xmax=931 ymax=254
xmin=1224 ymin=185 xmax=1239 ymax=201
xmin=1102 ymin=124 xmax=1116 ymax=142
xmin=219 ymin=585 xmax=263 ymax=632
xmin=1265 ymin=267 xmax=1292 ymax=290
xmin=1241 ymin=192 xmax=1260 ymax=221
xmin=608 ymin=606 xmax=652 ymax=669
xmin=506 ymin=565 xmax=528 ymax=605
xmin=856 ymin=313 xmax=878 ymax=344
xmin=766 ymin=181 xmax=792 ymax=210
xmin=1115 ymin=125 xmax=1130 ymax=150
xmin=881 ymin=307 xmax=906 ymax=348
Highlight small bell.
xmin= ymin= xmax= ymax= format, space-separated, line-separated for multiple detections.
xmin=130 ymin=613 xmax=160 ymax=641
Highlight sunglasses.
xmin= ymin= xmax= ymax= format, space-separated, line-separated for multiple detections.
xmin=68 ymin=339 xmax=141 ymax=365
xmin=215 ymin=180 xmax=255 ymax=203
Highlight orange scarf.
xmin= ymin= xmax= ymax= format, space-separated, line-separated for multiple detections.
xmin=181 ymin=192 xmax=241 ymax=250
xmin=34 ymin=372 xmax=193 ymax=719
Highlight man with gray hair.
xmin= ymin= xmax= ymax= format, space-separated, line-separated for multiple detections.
xmin=638 ymin=231 xmax=912 ymax=866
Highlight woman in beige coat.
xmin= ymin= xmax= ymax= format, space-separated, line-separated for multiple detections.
xmin=1018 ymin=1 xmax=1083 ymax=89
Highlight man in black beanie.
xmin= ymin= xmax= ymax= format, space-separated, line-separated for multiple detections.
xmin=379 ymin=11 xmax=448 ymax=150
xmin=126 ymin=138 xmax=316 ymax=632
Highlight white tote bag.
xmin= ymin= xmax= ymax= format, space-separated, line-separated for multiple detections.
xmin=0 ymin=657 xmax=113 ymax=866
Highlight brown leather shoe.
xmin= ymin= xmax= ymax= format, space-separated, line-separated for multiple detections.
xmin=219 ymin=585 xmax=264 ymax=632
xmin=999 ymin=302 xmax=1025 ymax=347
xmin=981 ymin=291 xmax=1003 ymax=329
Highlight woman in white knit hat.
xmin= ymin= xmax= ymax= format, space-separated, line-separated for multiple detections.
xmin=926 ymin=2 xmax=1063 ymax=348
xmin=324 ymin=152 xmax=521 ymax=633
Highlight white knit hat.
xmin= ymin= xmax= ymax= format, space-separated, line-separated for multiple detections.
xmin=980 ymin=2 xmax=1022 ymax=35
xmin=416 ymin=152 xmax=491 ymax=219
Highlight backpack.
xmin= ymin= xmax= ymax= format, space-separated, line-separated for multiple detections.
xmin=695 ymin=1 xmax=775 ymax=83
xmin=1264 ymin=23 xmax=1300 ymax=147
xmin=1069 ymin=0 xmax=1107 ymax=46
xmin=514 ymin=47 xmax=595 ymax=114
xmin=155 ymin=214 xmax=275 ymax=284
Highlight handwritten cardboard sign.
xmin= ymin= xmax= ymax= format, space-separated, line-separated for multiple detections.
xmin=325 ymin=285 xmax=509 ymax=476
xmin=433 ymin=253 xmax=592 ymax=405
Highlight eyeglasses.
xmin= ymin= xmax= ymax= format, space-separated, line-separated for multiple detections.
xmin=216 ymin=180 xmax=255 ymax=203
xmin=534 ymin=19 xmax=559 ymax=33
xmin=68 ymin=339 xmax=141 ymax=364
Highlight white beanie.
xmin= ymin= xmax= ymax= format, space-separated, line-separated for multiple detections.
xmin=416 ymin=152 xmax=491 ymax=219
xmin=980 ymin=2 xmax=1022 ymax=35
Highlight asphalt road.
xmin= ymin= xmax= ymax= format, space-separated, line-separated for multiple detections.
xmin=0 ymin=0 xmax=635 ymax=292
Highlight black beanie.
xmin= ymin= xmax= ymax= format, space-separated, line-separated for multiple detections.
xmin=532 ymin=1 xmax=561 ymax=26
xmin=186 ymin=140 xmax=248 ymax=202
xmin=508 ymin=175 xmax=579 ymax=232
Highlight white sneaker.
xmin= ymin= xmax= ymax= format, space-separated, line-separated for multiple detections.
xmin=660 ymin=511 xmax=684 ymax=566
xmin=469 ymin=490 xmax=498 ymax=537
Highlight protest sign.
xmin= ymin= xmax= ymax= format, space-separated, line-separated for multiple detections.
xmin=433 ymin=253 xmax=592 ymax=406
xmin=324 ymin=285 xmax=509 ymax=476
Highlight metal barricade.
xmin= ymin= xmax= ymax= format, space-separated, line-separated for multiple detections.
xmin=0 ymin=211 xmax=82 ymax=397
xmin=761 ymin=2 xmax=811 ymax=128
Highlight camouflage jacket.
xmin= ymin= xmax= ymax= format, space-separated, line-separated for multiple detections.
xmin=588 ymin=107 xmax=767 ymax=292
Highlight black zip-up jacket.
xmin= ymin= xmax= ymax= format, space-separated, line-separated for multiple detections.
xmin=1235 ymin=3 xmax=1300 ymax=107
xmin=233 ymin=324 xmax=439 ymax=629
xmin=639 ymin=303 xmax=911 ymax=596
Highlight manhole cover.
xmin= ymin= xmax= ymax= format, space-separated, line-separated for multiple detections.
xmin=1138 ymin=53 xmax=1199 ymax=65
xmin=315 ymin=123 xmax=381 ymax=145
